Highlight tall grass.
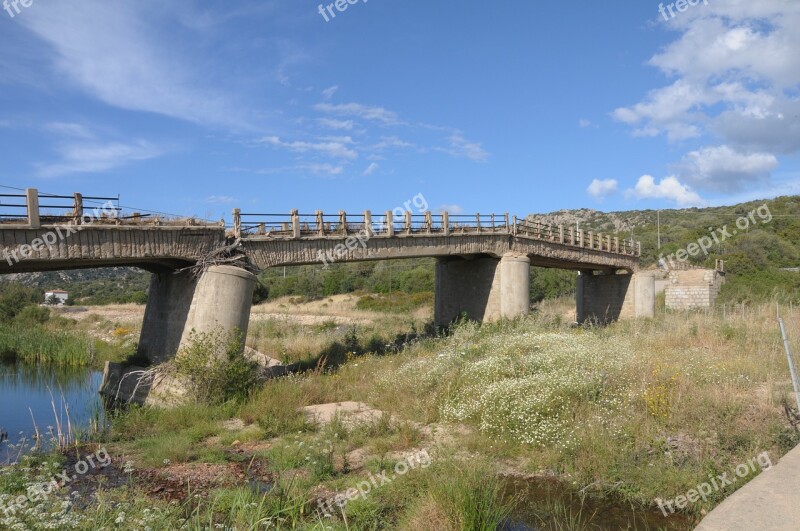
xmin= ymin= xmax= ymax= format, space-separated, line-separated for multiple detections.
xmin=0 ymin=323 xmax=94 ymax=366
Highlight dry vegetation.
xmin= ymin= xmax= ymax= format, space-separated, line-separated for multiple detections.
xmin=3 ymin=296 xmax=799 ymax=529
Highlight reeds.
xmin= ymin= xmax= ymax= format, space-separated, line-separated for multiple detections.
xmin=0 ymin=323 xmax=93 ymax=366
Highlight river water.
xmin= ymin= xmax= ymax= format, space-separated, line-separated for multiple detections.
xmin=0 ymin=361 xmax=103 ymax=463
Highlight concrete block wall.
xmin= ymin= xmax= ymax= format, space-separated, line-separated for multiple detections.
xmin=665 ymin=269 xmax=725 ymax=310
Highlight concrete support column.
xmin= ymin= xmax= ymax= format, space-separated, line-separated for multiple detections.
xmin=178 ymin=265 xmax=257 ymax=357
xmin=137 ymin=265 xmax=257 ymax=365
xmin=138 ymin=270 xmax=198 ymax=365
xmin=434 ymin=253 xmax=530 ymax=327
xmin=634 ymin=272 xmax=656 ymax=319
xmin=500 ymin=253 xmax=531 ymax=320
xmin=576 ymin=271 xmax=655 ymax=324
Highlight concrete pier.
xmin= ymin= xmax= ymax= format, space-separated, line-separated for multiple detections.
xmin=137 ymin=265 xmax=256 ymax=364
xmin=434 ymin=252 xmax=530 ymax=327
xmin=576 ymin=271 xmax=655 ymax=324
xmin=178 ymin=265 xmax=257 ymax=356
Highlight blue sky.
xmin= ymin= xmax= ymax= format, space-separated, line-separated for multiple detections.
xmin=1 ymin=0 xmax=798 ymax=222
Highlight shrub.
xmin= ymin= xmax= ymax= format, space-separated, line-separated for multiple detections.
xmin=174 ymin=328 xmax=259 ymax=404
xmin=14 ymin=305 xmax=50 ymax=326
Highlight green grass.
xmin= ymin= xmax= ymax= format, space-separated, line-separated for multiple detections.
xmin=0 ymin=323 xmax=94 ymax=366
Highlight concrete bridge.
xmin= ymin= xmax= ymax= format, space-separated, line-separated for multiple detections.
xmin=0 ymin=189 xmax=654 ymax=367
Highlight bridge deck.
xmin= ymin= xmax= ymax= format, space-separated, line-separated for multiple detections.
xmin=0 ymin=189 xmax=641 ymax=274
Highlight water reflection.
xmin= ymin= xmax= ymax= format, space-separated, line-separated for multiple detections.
xmin=0 ymin=361 xmax=103 ymax=463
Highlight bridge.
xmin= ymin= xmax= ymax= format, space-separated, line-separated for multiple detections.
xmin=0 ymin=189 xmax=654 ymax=370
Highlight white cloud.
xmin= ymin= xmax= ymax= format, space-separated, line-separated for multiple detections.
xmin=675 ymin=145 xmax=778 ymax=192
xmin=628 ymin=175 xmax=704 ymax=207
xmin=230 ymin=163 xmax=345 ymax=177
xmin=313 ymin=102 xmax=400 ymax=125
xmin=586 ymin=179 xmax=618 ymax=200
xmin=579 ymin=119 xmax=596 ymax=129
xmin=43 ymin=122 xmax=94 ymax=139
xmin=37 ymin=139 xmax=162 ymax=178
xmin=259 ymin=135 xmax=358 ymax=160
xmin=205 ymin=195 xmax=237 ymax=204
xmin=372 ymin=136 xmax=415 ymax=151
xmin=362 ymin=162 xmax=379 ymax=176
xmin=435 ymin=204 xmax=465 ymax=215
xmin=614 ymin=2 xmax=800 ymax=195
xmin=322 ymin=86 xmax=338 ymax=100
xmin=318 ymin=118 xmax=354 ymax=131
xmin=18 ymin=1 xmax=250 ymax=129
xmin=440 ymin=133 xmax=489 ymax=163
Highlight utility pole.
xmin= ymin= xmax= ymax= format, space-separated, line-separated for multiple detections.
xmin=657 ymin=210 xmax=661 ymax=251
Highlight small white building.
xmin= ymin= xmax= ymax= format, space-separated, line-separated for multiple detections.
xmin=44 ymin=290 xmax=69 ymax=305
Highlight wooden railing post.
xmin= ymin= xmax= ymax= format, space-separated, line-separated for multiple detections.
xmin=316 ymin=210 xmax=324 ymax=236
xmin=504 ymin=213 xmax=510 ymax=233
xmin=425 ymin=211 xmax=432 ymax=234
xmin=443 ymin=212 xmax=450 ymax=236
xmin=339 ymin=211 xmax=347 ymax=235
xmin=257 ymin=223 xmax=266 ymax=235
xmin=476 ymin=213 xmax=481 ymax=232
xmin=364 ymin=210 xmax=372 ymax=235
xmin=614 ymin=237 xmax=619 ymax=253
xmin=232 ymin=208 xmax=241 ymax=238
xmin=386 ymin=211 xmax=394 ymax=237
xmin=73 ymin=192 xmax=83 ymax=223
xmin=587 ymin=231 xmax=594 ymax=249
xmin=578 ymin=229 xmax=584 ymax=247
xmin=559 ymin=225 xmax=564 ymax=244
xmin=404 ymin=211 xmax=412 ymax=234
xmin=512 ymin=216 xmax=518 ymax=236
xmin=291 ymin=209 xmax=301 ymax=239
xmin=26 ymin=188 xmax=40 ymax=229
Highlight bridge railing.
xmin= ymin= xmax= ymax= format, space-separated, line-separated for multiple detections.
xmin=1 ymin=189 xmax=224 ymax=229
xmin=232 ymin=209 xmax=641 ymax=257
xmin=516 ymin=219 xmax=640 ymax=256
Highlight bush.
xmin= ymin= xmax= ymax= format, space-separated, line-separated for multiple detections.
xmin=356 ymin=292 xmax=433 ymax=313
xmin=14 ymin=305 xmax=50 ymax=326
xmin=0 ymin=285 xmax=42 ymax=323
xmin=174 ymin=328 xmax=259 ymax=404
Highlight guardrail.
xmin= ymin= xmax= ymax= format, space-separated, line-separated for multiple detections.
xmin=234 ymin=209 xmax=641 ymax=256
xmin=0 ymin=189 xmax=223 ymax=229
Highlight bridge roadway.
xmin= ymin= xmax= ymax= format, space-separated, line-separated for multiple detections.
xmin=0 ymin=190 xmax=655 ymax=401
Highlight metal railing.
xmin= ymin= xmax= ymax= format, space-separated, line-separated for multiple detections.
xmin=233 ymin=209 xmax=641 ymax=257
